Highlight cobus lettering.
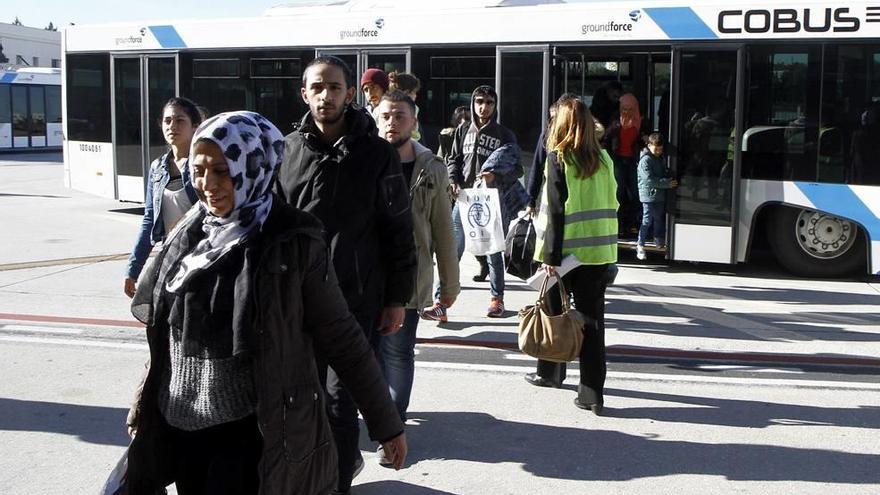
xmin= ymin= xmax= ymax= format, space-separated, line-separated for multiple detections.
xmin=717 ymin=8 xmax=860 ymax=34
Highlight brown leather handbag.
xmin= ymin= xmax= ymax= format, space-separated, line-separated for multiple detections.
xmin=518 ymin=273 xmax=586 ymax=363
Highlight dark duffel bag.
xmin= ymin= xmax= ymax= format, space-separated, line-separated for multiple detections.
xmin=505 ymin=213 xmax=540 ymax=280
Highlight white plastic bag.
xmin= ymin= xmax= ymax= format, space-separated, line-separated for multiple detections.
xmin=458 ymin=185 xmax=505 ymax=255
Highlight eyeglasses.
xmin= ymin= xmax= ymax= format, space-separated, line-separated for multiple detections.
xmin=474 ymin=98 xmax=495 ymax=105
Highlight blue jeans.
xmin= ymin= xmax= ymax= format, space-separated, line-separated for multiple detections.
xmin=638 ymin=201 xmax=666 ymax=246
xmin=379 ymin=309 xmax=421 ymax=421
xmin=435 ymin=202 xmax=505 ymax=300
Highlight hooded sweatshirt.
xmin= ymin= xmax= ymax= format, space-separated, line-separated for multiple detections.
xmin=447 ymin=86 xmax=517 ymax=188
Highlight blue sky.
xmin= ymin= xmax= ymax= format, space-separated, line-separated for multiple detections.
xmin=8 ymin=1 xmax=281 ymax=28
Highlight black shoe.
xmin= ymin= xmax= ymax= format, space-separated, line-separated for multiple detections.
xmin=524 ymin=372 xmax=562 ymax=388
xmin=472 ymin=261 xmax=489 ymax=282
xmin=573 ymin=397 xmax=604 ymax=415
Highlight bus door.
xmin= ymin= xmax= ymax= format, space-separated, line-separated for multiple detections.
xmin=316 ymin=48 xmax=410 ymax=107
xmin=496 ymin=45 xmax=550 ymax=182
xmin=111 ymin=54 xmax=178 ymax=202
xmin=668 ymin=47 xmax=744 ymax=264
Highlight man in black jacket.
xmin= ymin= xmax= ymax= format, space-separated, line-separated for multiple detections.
xmin=276 ymin=56 xmax=417 ymax=495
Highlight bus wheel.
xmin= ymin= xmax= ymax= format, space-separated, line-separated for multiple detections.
xmin=767 ymin=206 xmax=865 ymax=277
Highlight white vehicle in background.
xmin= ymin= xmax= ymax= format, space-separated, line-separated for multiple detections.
xmin=0 ymin=67 xmax=62 ymax=151
xmin=60 ymin=0 xmax=880 ymax=277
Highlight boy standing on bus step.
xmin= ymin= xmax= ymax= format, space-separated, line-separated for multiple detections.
xmin=425 ymin=85 xmax=517 ymax=319
xmin=276 ymin=56 xmax=416 ymax=495
xmin=636 ymin=133 xmax=677 ymax=260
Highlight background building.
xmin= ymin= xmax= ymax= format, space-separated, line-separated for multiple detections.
xmin=0 ymin=22 xmax=61 ymax=69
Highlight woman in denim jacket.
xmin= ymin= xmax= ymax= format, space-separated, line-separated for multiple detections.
xmin=123 ymin=97 xmax=202 ymax=297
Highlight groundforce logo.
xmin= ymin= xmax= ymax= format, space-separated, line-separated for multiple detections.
xmin=115 ymin=28 xmax=146 ymax=46
xmin=582 ymin=11 xmax=638 ymax=34
xmin=339 ymin=18 xmax=384 ymax=40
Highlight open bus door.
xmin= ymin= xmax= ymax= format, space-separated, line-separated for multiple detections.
xmin=496 ymin=45 xmax=550 ymax=184
xmin=668 ymin=46 xmax=744 ymax=264
xmin=111 ymin=54 xmax=177 ymax=202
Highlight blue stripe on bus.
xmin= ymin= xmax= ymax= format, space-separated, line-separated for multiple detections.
xmin=794 ymin=182 xmax=880 ymax=240
xmin=644 ymin=7 xmax=717 ymax=39
xmin=148 ymin=25 xmax=186 ymax=49
xmin=0 ymin=73 xmax=16 ymax=83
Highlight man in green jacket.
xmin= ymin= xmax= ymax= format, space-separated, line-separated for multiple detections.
xmin=374 ymin=90 xmax=460 ymax=463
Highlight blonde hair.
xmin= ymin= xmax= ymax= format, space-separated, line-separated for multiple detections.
xmin=546 ymin=97 xmax=602 ymax=179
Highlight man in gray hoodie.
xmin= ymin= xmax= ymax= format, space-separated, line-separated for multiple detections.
xmin=436 ymin=85 xmax=518 ymax=318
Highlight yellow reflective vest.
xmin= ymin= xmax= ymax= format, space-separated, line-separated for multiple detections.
xmin=534 ymin=149 xmax=619 ymax=265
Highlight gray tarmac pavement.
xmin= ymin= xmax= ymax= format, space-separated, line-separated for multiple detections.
xmin=1 ymin=153 xmax=880 ymax=494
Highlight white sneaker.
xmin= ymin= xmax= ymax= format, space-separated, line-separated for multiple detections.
xmin=636 ymin=245 xmax=647 ymax=260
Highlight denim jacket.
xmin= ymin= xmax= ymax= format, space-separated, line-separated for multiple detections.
xmin=125 ymin=152 xmax=197 ymax=279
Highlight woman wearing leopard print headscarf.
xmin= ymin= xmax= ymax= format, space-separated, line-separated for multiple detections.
xmin=126 ymin=111 xmax=407 ymax=495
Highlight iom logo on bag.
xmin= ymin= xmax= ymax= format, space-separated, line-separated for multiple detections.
xmin=467 ymin=203 xmax=492 ymax=228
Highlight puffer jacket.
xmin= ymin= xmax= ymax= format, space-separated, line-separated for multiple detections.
xmin=637 ymin=148 xmax=674 ymax=203
xmin=480 ymin=143 xmax=530 ymax=228
xmin=127 ymin=201 xmax=404 ymax=495
xmin=408 ymin=142 xmax=460 ymax=309
xmin=275 ymin=106 xmax=416 ymax=316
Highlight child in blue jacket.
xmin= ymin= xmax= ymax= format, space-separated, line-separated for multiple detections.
xmin=637 ymin=133 xmax=677 ymax=260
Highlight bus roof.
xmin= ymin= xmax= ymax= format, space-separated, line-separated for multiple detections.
xmin=63 ymin=0 xmax=880 ymax=52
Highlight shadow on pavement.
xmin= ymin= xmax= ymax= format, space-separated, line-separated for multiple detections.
xmin=604 ymin=388 xmax=880 ymax=429
xmin=401 ymin=410 xmax=879 ymax=483
xmin=0 ymin=397 xmax=130 ymax=447
xmin=354 ymin=480 xmax=459 ymax=494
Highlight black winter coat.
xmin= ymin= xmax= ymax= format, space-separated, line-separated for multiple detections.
xmin=127 ymin=202 xmax=404 ymax=495
xmin=275 ymin=107 xmax=416 ymax=318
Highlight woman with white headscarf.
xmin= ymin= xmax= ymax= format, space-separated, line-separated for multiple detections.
xmin=126 ymin=111 xmax=407 ymax=495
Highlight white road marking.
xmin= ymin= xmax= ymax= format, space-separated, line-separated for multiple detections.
xmin=414 ymin=361 xmax=880 ymax=390
xmin=777 ymin=321 xmax=880 ymax=334
xmin=6 ymin=335 xmax=877 ymax=391
xmin=605 ymin=294 xmax=880 ymax=315
xmin=0 ymin=336 xmax=147 ymax=350
xmin=693 ymin=364 xmax=802 ymax=374
xmin=0 ymin=324 xmax=82 ymax=335
xmin=606 ymin=313 xmax=696 ymax=325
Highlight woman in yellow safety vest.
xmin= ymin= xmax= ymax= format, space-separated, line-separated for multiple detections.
xmin=526 ymin=97 xmax=618 ymax=415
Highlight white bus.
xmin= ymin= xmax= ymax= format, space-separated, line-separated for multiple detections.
xmin=0 ymin=67 xmax=62 ymax=151
xmin=61 ymin=0 xmax=880 ymax=277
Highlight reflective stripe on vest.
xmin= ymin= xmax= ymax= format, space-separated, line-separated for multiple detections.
xmin=534 ymin=150 xmax=618 ymax=265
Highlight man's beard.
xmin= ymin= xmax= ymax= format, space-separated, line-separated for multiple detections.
xmin=391 ymin=134 xmax=411 ymax=149
xmin=312 ymin=103 xmax=346 ymax=125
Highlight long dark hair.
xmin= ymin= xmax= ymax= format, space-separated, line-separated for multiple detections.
xmin=160 ymin=97 xmax=202 ymax=127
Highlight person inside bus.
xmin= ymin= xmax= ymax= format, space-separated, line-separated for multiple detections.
xmin=388 ymin=71 xmax=423 ymax=142
xmin=123 ymin=97 xmax=202 ymax=298
xmin=603 ymin=92 xmax=649 ymax=238
xmin=525 ymin=97 xmax=618 ymax=415
xmin=438 ymin=106 xmax=470 ymax=162
xmin=636 ymin=132 xmax=677 ymax=260
xmin=126 ymin=110 xmax=407 ymax=495
xmin=428 ymin=85 xmax=517 ymax=320
xmin=361 ymin=67 xmax=390 ymax=117
xmin=590 ymin=80 xmax=623 ymax=132
xmin=276 ymin=56 xmax=416 ymax=495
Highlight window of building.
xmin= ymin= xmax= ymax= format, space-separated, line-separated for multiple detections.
xmin=51 ymin=59 xmax=60 ymax=68
xmin=33 ymin=56 xmax=39 ymax=66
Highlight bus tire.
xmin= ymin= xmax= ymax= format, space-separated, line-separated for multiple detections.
xmin=767 ymin=206 xmax=866 ymax=278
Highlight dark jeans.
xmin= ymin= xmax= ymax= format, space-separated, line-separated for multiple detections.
xmin=613 ymin=155 xmax=641 ymax=235
xmin=318 ymin=307 xmax=382 ymax=493
xmin=637 ymin=201 xmax=666 ymax=246
xmin=168 ymin=415 xmax=261 ymax=495
xmin=378 ymin=309 xmax=421 ymax=421
xmin=533 ymin=264 xmax=609 ymax=405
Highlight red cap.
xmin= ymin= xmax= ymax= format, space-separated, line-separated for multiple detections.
xmin=360 ymin=68 xmax=389 ymax=92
